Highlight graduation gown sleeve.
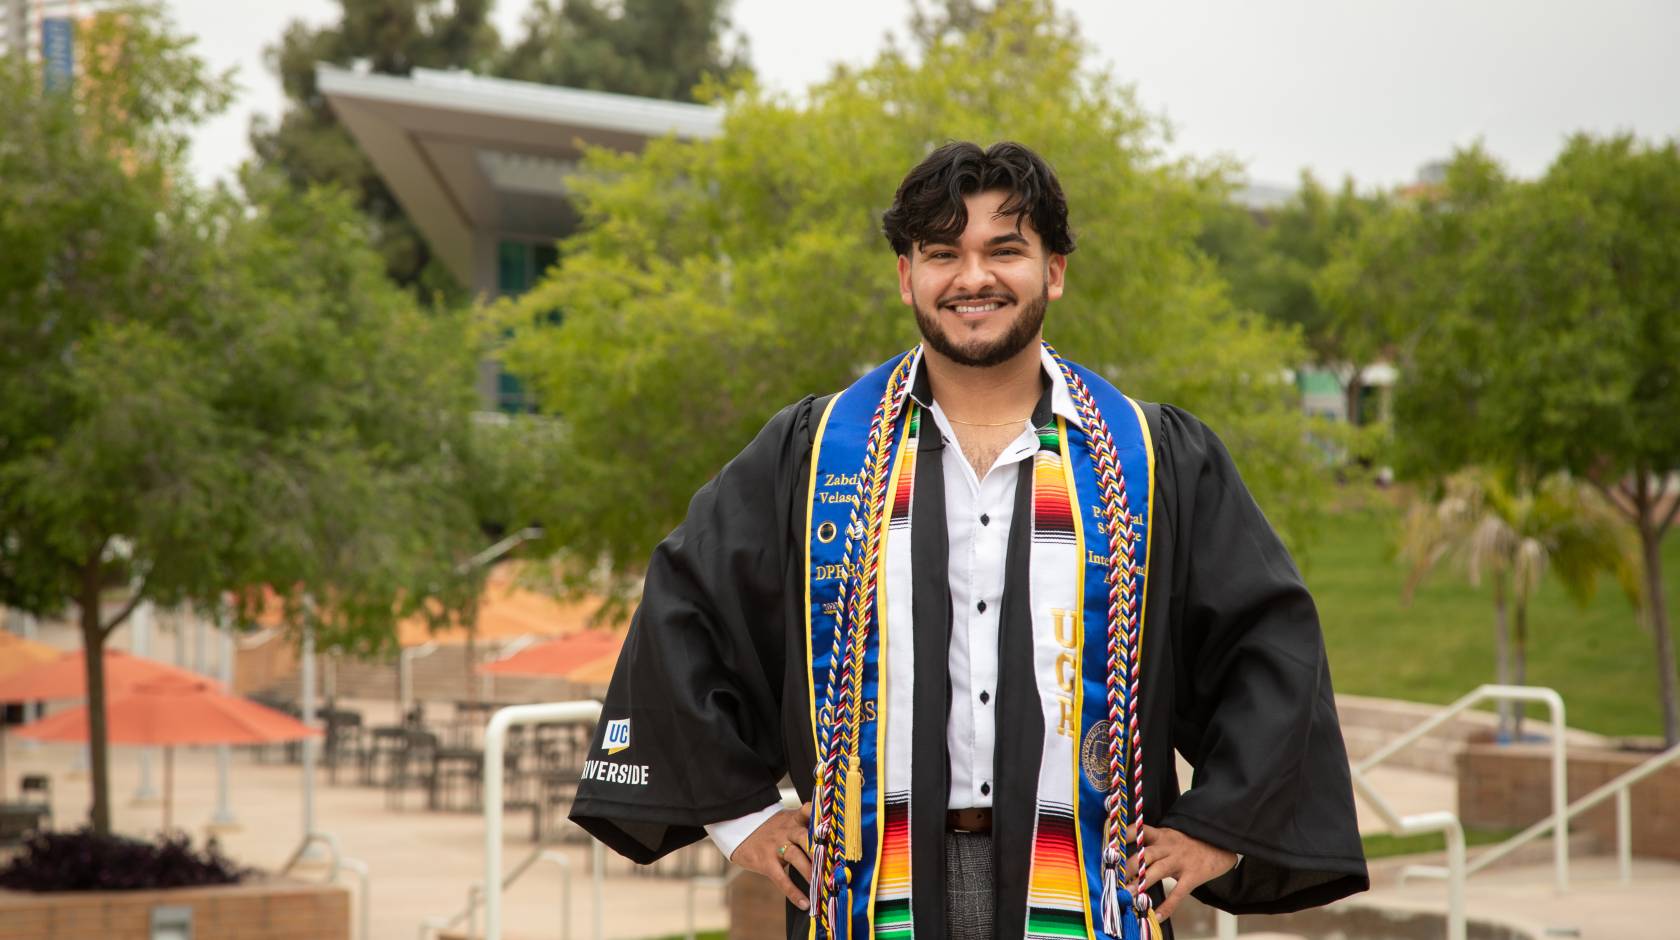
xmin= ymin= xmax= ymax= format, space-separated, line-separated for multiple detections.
xmin=568 ymin=397 xmax=819 ymax=863
xmin=1150 ymin=405 xmax=1370 ymax=914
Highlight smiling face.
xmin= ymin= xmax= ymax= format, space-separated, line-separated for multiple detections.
xmin=898 ymin=189 xmax=1067 ymax=369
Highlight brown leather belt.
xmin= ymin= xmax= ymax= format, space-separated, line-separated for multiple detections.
xmin=945 ymin=808 xmax=993 ymax=833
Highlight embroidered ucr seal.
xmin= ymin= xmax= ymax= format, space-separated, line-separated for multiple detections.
xmin=1080 ymin=718 xmax=1113 ymax=792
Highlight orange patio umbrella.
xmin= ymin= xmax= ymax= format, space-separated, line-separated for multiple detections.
xmin=396 ymin=567 xmax=607 ymax=647
xmin=476 ymin=630 xmax=625 ymax=678
xmin=0 ymin=631 xmax=64 ymax=799
xmin=13 ymin=674 xmax=318 ymax=829
xmin=563 ymin=651 xmax=620 ymax=687
xmin=0 ymin=648 xmax=212 ymax=703
xmin=0 ymin=631 xmax=60 ymax=681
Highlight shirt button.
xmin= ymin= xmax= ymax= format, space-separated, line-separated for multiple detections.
xmin=976 ymin=600 xmax=987 ymax=613
xmin=980 ymin=782 xmax=991 ymax=796
xmin=979 ymin=690 xmax=990 ymax=704
xmin=980 ymin=513 xmax=990 ymax=526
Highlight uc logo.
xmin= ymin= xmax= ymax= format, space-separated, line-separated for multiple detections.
xmin=604 ymin=718 xmax=631 ymax=754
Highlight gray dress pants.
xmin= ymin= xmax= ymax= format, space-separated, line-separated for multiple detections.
xmin=944 ymin=830 xmax=995 ymax=938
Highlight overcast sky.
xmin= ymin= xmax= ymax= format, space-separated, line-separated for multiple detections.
xmin=170 ymin=0 xmax=1679 ymax=191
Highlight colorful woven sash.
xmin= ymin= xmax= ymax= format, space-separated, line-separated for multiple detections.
xmin=803 ymin=343 xmax=1160 ymax=940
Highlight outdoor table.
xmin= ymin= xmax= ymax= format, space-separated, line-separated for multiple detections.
xmin=450 ymin=699 xmax=499 ymax=748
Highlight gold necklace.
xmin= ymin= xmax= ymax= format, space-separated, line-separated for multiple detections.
xmin=945 ymin=414 xmax=1034 ymax=428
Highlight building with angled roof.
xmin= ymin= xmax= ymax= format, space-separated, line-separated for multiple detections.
xmin=317 ymin=65 xmax=722 ymax=410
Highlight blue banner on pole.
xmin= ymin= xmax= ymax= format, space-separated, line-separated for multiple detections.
xmin=42 ymin=17 xmax=73 ymax=92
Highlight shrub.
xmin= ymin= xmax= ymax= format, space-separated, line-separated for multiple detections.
xmin=0 ymin=828 xmax=247 ymax=892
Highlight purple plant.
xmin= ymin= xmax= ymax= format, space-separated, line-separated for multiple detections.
xmin=0 ymin=828 xmax=247 ymax=892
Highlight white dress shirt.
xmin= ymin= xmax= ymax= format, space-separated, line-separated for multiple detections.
xmin=705 ymin=347 xmax=1084 ymax=860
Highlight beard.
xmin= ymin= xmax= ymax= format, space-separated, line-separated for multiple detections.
xmin=912 ymin=279 xmax=1048 ymax=368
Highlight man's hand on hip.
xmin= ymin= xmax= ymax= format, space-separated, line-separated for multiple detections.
xmin=730 ymin=802 xmax=813 ymax=911
xmin=1137 ymin=825 xmax=1239 ymax=920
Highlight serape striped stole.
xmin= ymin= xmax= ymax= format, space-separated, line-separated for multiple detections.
xmin=803 ymin=346 xmax=1157 ymax=940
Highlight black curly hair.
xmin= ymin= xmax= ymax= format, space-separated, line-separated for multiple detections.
xmin=881 ymin=141 xmax=1076 ymax=257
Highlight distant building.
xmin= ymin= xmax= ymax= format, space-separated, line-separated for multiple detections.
xmin=317 ymin=65 xmax=722 ymax=411
xmin=1295 ymin=362 xmax=1396 ymax=426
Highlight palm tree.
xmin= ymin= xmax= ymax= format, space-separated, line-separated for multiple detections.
xmin=1399 ymin=467 xmax=1640 ymax=740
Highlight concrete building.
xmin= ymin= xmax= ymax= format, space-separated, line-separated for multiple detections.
xmin=317 ymin=65 xmax=722 ymax=410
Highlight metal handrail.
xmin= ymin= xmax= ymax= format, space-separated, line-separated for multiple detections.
xmin=422 ymin=848 xmax=577 ymax=940
xmin=1351 ymin=766 xmax=1468 ymax=940
xmin=483 ymin=700 xmax=604 ymax=940
xmin=1348 ymin=684 xmax=1567 ymax=940
xmin=339 ymin=857 xmax=372 ymax=940
xmin=280 ymin=831 xmax=370 ymax=940
xmin=1360 ymin=683 xmax=1569 ymax=892
xmin=280 ymin=830 xmax=342 ymax=880
xmin=1403 ymin=740 xmax=1680 ymax=888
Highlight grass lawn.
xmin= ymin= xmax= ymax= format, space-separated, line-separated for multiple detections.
xmin=1360 ymin=826 xmax=1519 ymax=860
xmin=1303 ymin=491 xmax=1680 ymax=739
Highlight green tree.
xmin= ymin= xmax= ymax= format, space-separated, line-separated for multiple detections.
xmin=0 ymin=5 xmax=485 ymax=833
xmin=496 ymin=0 xmax=750 ymax=99
xmin=1315 ymin=148 xmax=1506 ymax=435
xmin=1203 ymin=175 xmax=1386 ymax=356
xmin=1454 ymin=135 xmax=1680 ymax=745
xmin=1399 ymin=468 xmax=1639 ymax=739
xmin=1357 ymin=135 xmax=1680 ymax=743
xmin=495 ymin=0 xmax=1328 ymax=595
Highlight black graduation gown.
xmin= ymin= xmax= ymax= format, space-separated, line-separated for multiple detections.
xmin=568 ymin=395 xmax=1370 ymax=932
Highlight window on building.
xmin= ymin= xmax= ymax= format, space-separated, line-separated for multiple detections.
xmin=491 ymin=239 xmax=564 ymax=414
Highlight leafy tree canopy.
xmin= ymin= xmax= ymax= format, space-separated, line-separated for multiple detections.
xmin=1200 ymin=171 xmax=1388 ymax=367
xmin=497 ymin=0 xmax=749 ymax=100
xmin=497 ymin=0 xmax=1329 ymax=594
xmin=1 ymin=2 xmax=490 ymax=827
xmin=1333 ymin=133 xmax=1680 ymax=744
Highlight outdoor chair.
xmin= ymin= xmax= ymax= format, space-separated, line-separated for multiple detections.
xmin=0 ymin=803 xmax=47 ymax=847
xmin=530 ymin=768 xmax=584 ymax=844
xmin=360 ymin=724 xmax=409 ymax=786
xmin=247 ymin=693 xmax=298 ymax=763
xmin=383 ymin=728 xmax=439 ymax=811
xmin=323 ymin=706 xmax=364 ymax=784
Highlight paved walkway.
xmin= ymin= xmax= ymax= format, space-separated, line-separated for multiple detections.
xmin=1360 ymin=856 xmax=1680 ymax=939
xmin=4 ymin=696 xmax=728 ymax=940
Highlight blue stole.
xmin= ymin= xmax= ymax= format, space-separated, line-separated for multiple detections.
xmin=803 ymin=347 xmax=1155 ymax=940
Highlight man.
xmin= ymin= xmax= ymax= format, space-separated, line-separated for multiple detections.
xmin=570 ymin=141 xmax=1367 ymax=939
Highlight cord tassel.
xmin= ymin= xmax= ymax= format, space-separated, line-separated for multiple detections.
xmin=1101 ymin=865 xmax=1123 ymax=936
xmin=807 ymin=842 xmax=824 ymax=916
xmin=1146 ymin=908 xmax=1164 ymax=940
xmin=843 ymin=757 xmax=864 ymax=860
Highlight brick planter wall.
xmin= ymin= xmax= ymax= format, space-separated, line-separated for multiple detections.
xmin=0 ymin=877 xmax=349 ymax=940
xmin=1457 ymin=743 xmax=1680 ymax=861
